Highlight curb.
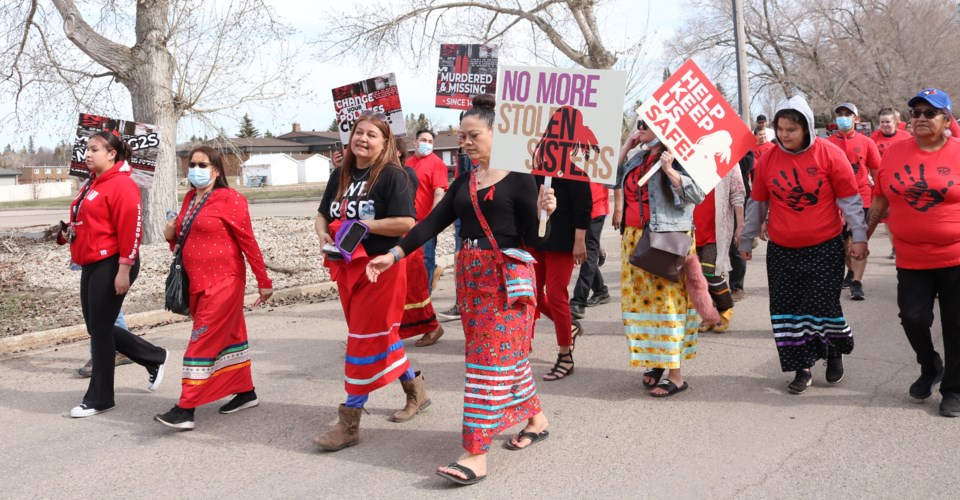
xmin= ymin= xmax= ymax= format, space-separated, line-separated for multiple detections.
xmin=0 ymin=254 xmax=455 ymax=356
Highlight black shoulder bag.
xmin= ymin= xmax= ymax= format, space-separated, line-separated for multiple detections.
xmin=165 ymin=192 xmax=211 ymax=315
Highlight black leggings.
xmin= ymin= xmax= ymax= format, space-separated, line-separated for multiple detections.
xmin=80 ymin=255 xmax=166 ymax=409
xmin=897 ymin=265 xmax=960 ymax=397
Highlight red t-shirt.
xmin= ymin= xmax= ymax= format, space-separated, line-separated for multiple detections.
xmin=752 ymin=139 xmax=860 ymax=248
xmin=826 ymin=131 xmax=880 ymax=208
xmin=870 ymin=129 xmax=913 ymax=157
xmin=404 ymin=153 xmax=449 ymax=221
xmin=590 ymin=182 xmax=609 ymax=218
xmin=875 ymin=139 xmax=960 ymax=270
xmin=623 ymin=157 xmax=654 ymax=228
xmin=693 ymin=190 xmax=717 ymax=246
xmin=752 ymin=141 xmax=776 ymax=161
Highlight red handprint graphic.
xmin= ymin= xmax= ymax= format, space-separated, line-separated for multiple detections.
xmin=889 ymin=163 xmax=954 ymax=212
xmin=772 ymin=169 xmax=823 ymax=212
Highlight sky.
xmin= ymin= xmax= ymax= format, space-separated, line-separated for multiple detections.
xmin=0 ymin=0 xmax=688 ymax=150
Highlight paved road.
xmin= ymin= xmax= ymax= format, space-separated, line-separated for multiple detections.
xmin=0 ymin=202 xmax=318 ymax=229
xmin=0 ymin=226 xmax=954 ymax=497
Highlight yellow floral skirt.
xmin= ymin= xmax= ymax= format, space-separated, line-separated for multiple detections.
xmin=620 ymin=225 xmax=699 ymax=369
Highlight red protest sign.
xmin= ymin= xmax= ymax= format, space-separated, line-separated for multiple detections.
xmin=637 ymin=59 xmax=753 ymax=193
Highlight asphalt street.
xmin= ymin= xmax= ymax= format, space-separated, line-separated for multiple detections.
xmin=0 ymin=224 xmax=955 ymax=498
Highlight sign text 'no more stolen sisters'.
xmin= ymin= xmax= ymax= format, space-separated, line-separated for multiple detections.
xmin=636 ymin=59 xmax=754 ymax=193
xmin=489 ymin=65 xmax=627 ymax=186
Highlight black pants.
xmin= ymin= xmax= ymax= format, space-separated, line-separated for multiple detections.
xmin=570 ymin=215 xmax=608 ymax=306
xmin=897 ymin=265 xmax=960 ymax=397
xmin=728 ymin=240 xmax=746 ymax=291
xmin=80 ymin=255 xmax=166 ymax=409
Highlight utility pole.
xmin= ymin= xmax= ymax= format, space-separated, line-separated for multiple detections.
xmin=732 ymin=0 xmax=750 ymax=124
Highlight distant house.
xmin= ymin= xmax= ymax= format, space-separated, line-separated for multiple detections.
xmin=293 ymin=154 xmax=332 ymax=183
xmin=17 ymin=166 xmax=72 ymax=184
xmin=0 ymin=168 xmax=20 ymax=187
xmin=277 ymin=124 xmax=342 ymax=157
xmin=241 ymin=154 xmax=299 ymax=186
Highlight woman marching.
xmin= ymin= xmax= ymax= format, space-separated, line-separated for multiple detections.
xmin=313 ymin=113 xmax=429 ymax=451
xmin=612 ymin=119 xmax=706 ymax=397
xmin=59 ymin=131 xmax=168 ymax=418
xmin=739 ymin=96 xmax=868 ymax=395
xmin=154 ymin=146 xmax=273 ymax=430
xmin=367 ymin=94 xmax=557 ymax=485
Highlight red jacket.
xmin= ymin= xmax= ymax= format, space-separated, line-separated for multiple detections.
xmin=67 ymin=161 xmax=143 ymax=266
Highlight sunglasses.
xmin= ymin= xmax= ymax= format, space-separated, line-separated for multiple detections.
xmin=637 ymin=120 xmax=648 ymax=131
xmin=188 ymin=162 xmax=212 ymax=168
xmin=910 ymin=108 xmax=945 ymax=119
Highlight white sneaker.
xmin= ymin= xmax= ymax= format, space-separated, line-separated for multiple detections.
xmin=146 ymin=349 xmax=168 ymax=392
xmin=70 ymin=403 xmax=115 ymax=418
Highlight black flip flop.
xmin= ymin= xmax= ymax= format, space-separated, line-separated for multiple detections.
xmin=642 ymin=368 xmax=665 ymax=389
xmin=503 ymin=429 xmax=550 ymax=450
xmin=650 ymin=379 xmax=689 ymax=398
xmin=436 ymin=463 xmax=486 ymax=485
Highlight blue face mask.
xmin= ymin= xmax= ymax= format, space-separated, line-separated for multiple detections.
xmin=188 ymin=167 xmax=213 ymax=188
xmin=835 ymin=116 xmax=854 ymax=130
xmin=417 ymin=142 xmax=433 ymax=155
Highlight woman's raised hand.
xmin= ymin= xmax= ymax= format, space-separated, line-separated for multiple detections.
xmin=366 ymin=253 xmax=396 ymax=283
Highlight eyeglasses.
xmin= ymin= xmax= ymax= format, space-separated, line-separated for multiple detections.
xmin=189 ymin=162 xmax=212 ymax=168
xmin=359 ymin=109 xmax=388 ymax=121
xmin=910 ymin=108 xmax=945 ymax=119
xmin=637 ymin=120 xmax=648 ymax=131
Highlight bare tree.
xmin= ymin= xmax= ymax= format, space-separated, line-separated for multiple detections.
xmin=670 ymin=0 xmax=960 ymax=120
xmin=1 ymin=0 xmax=300 ymax=242
xmin=318 ymin=0 xmax=657 ymax=103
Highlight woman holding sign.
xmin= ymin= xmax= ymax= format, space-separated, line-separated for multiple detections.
xmin=313 ymin=113 xmax=429 ymax=451
xmin=613 ymin=119 xmax=706 ymax=397
xmin=367 ymin=94 xmax=558 ymax=486
xmin=739 ymin=96 xmax=867 ymax=395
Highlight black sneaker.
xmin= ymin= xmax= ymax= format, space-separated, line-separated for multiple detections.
xmin=842 ymin=270 xmax=854 ymax=289
xmin=435 ymin=304 xmax=460 ymax=322
xmin=155 ymin=405 xmax=195 ymax=430
xmin=586 ymin=291 xmax=610 ymax=307
xmin=788 ymin=369 xmax=813 ymax=394
xmin=219 ymin=390 xmax=260 ymax=414
xmin=825 ymin=354 xmax=844 ymax=384
xmin=910 ymin=354 xmax=944 ymax=400
xmin=850 ymin=280 xmax=865 ymax=301
xmin=570 ymin=303 xmax=585 ymax=319
xmin=146 ymin=349 xmax=169 ymax=392
xmin=598 ymin=248 xmax=607 ymax=267
xmin=940 ymin=393 xmax=960 ymax=418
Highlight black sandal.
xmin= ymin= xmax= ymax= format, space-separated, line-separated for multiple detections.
xmin=650 ymin=379 xmax=689 ymax=398
xmin=436 ymin=463 xmax=486 ymax=486
xmin=642 ymin=368 xmax=665 ymax=389
xmin=571 ymin=320 xmax=584 ymax=351
xmin=543 ymin=352 xmax=574 ymax=381
xmin=503 ymin=429 xmax=550 ymax=450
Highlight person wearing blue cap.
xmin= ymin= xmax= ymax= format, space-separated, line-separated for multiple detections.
xmin=868 ymin=87 xmax=960 ymax=418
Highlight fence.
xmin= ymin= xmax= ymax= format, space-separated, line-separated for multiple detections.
xmin=0 ymin=182 xmax=73 ymax=202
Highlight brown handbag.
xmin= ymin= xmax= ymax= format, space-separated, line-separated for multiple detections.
xmin=629 ymin=226 xmax=692 ymax=282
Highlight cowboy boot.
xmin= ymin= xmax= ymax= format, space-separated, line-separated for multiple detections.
xmin=391 ymin=371 xmax=431 ymax=422
xmin=312 ymin=404 xmax=362 ymax=451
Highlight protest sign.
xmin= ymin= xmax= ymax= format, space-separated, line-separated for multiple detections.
xmin=636 ymin=59 xmax=754 ymax=193
xmin=331 ymin=73 xmax=405 ymax=145
xmin=490 ymin=65 xmax=627 ymax=185
xmin=70 ymin=113 xmax=160 ymax=188
xmin=435 ymin=44 xmax=499 ymax=110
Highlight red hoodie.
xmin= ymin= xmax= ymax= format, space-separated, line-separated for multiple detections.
xmin=66 ymin=161 xmax=143 ymax=266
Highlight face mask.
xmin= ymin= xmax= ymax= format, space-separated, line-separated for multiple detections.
xmin=645 ymin=138 xmax=661 ymax=148
xmin=188 ymin=167 xmax=213 ymax=188
xmin=417 ymin=142 xmax=433 ymax=155
xmin=835 ymin=116 xmax=854 ymax=130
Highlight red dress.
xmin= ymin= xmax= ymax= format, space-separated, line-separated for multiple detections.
xmin=174 ymin=188 xmax=272 ymax=409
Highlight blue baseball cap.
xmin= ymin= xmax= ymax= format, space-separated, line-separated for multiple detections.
xmin=908 ymin=88 xmax=952 ymax=112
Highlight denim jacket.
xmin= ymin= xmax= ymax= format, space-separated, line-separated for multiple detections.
xmin=615 ymin=149 xmax=705 ymax=232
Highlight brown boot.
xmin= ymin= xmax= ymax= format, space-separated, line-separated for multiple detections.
xmin=312 ymin=404 xmax=362 ymax=451
xmin=391 ymin=371 xmax=431 ymax=422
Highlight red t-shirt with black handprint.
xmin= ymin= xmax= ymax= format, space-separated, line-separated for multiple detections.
xmin=876 ymin=139 xmax=960 ymax=269
xmin=752 ymin=140 xmax=860 ymax=248
xmin=826 ymin=131 xmax=880 ymax=208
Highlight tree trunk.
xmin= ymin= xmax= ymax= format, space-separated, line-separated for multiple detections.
xmin=128 ymin=0 xmax=177 ymax=244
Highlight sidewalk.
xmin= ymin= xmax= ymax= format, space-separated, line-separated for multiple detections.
xmin=0 ymin=227 xmax=954 ymax=497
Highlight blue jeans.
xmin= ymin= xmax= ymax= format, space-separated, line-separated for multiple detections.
xmin=423 ymin=237 xmax=437 ymax=293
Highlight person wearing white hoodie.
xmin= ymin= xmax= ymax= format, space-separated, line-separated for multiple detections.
xmin=739 ymin=96 xmax=869 ymax=395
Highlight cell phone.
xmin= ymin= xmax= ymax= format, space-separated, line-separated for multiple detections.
xmin=335 ymin=220 xmax=369 ymax=261
xmin=165 ymin=209 xmax=177 ymax=222
xmin=334 ymin=141 xmax=343 ymax=152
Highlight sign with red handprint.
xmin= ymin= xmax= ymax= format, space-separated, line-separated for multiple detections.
xmin=636 ymin=59 xmax=754 ymax=193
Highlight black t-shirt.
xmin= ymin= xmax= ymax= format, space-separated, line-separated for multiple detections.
xmin=399 ymin=171 xmax=546 ymax=255
xmin=318 ymin=166 xmax=416 ymax=255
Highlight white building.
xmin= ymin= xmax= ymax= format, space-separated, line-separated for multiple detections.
xmin=241 ymin=154 xmax=299 ymax=187
xmin=294 ymin=154 xmax=331 ymax=183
